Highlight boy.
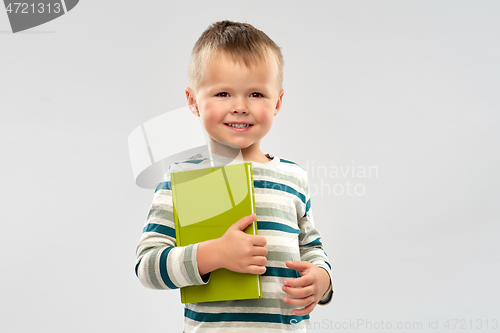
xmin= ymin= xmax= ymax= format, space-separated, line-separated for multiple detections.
xmin=135 ymin=20 xmax=333 ymax=332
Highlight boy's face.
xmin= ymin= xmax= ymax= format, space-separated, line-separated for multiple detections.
xmin=186 ymin=52 xmax=284 ymax=161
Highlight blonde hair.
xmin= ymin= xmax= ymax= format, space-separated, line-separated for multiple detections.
xmin=188 ymin=20 xmax=284 ymax=94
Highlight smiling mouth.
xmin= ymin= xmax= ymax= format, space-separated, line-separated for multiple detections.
xmin=225 ymin=123 xmax=253 ymax=128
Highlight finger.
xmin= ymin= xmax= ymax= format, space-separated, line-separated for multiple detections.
xmin=283 ymin=275 xmax=313 ymax=288
xmin=291 ymin=302 xmax=316 ymax=316
xmin=251 ymin=246 xmax=268 ymax=257
xmin=282 ymin=285 xmax=313 ymax=298
xmin=251 ymin=236 xmax=267 ymax=247
xmin=283 ymin=295 xmax=314 ymax=308
xmin=285 ymin=260 xmax=313 ymax=271
xmin=231 ymin=214 xmax=256 ymax=231
xmin=250 ymin=256 xmax=267 ymax=267
xmin=247 ymin=264 xmax=266 ymax=275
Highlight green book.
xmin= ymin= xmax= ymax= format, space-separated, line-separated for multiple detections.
xmin=171 ymin=162 xmax=263 ymax=303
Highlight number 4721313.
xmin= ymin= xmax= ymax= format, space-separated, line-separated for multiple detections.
xmin=443 ymin=319 xmax=498 ymax=330
xmin=5 ymin=2 xmax=62 ymax=14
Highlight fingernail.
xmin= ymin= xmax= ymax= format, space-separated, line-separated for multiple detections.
xmin=283 ymin=280 xmax=289 ymax=285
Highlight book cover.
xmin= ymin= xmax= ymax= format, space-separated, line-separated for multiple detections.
xmin=171 ymin=162 xmax=263 ymax=303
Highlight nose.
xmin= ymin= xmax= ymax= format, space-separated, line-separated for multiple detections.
xmin=232 ymin=109 xmax=248 ymax=114
xmin=232 ymin=97 xmax=248 ymax=114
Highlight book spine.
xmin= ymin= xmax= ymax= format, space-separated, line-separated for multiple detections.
xmin=171 ymin=172 xmax=186 ymax=303
xmin=247 ymin=163 xmax=262 ymax=298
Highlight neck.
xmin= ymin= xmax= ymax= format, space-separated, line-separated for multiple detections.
xmin=207 ymin=141 xmax=269 ymax=163
xmin=241 ymin=146 xmax=269 ymax=163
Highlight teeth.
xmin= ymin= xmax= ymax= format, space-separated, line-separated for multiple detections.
xmin=227 ymin=123 xmax=250 ymax=128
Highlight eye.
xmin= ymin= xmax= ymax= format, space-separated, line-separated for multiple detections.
xmin=250 ymin=92 xmax=263 ymax=98
xmin=216 ymin=92 xmax=229 ymax=97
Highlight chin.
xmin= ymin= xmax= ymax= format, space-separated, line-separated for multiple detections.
xmin=210 ymin=139 xmax=246 ymax=149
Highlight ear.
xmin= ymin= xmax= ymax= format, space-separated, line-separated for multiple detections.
xmin=274 ymin=89 xmax=284 ymax=116
xmin=185 ymin=87 xmax=199 ymax=116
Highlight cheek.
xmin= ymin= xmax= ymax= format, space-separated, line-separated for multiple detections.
xmin=199 ymin=106 xmax=224 ymax=129
xmin=203 ymin=111 xmax=221 ymax=125
xmin=257 ymin=114 xmax=274 ymax=134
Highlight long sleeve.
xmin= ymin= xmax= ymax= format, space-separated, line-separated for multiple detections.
xmin=135 ymin=164 xmax=210 ymax=290
xmin=297 ymin=173 xmax=334 ymax=304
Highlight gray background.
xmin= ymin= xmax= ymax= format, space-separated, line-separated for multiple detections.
xmin=1 ymin=1 xmax=499 ymax=332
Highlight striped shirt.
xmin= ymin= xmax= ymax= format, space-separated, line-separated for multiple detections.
xmin=135 ymin=151 xmax=334 ymax=332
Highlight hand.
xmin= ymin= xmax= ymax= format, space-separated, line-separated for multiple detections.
xmin=197 ymin=214 xmax=267 ymax=276
xmin=282 ymin=261 xmax=331 ymax=316
xmin=218 ymin=213 xmax=268 ymax=274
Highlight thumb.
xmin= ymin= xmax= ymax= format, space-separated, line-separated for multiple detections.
xmin=230 ymin=213 xmax=256 ymax=231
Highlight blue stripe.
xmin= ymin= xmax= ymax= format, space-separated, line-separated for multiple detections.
xmin=254 ymin=180 xmax=306 ymax=204
xmin=303 ymin=199 xmax=311 ymax=218
xmin=143 ymin=223 xmax=176 ymax=238
xmin=185 ymin=308 xmax=309 ymax=324
xmin=262 ymin=267 xmax=299 ymax=278
xmin=257 ymin=221 xmax=300 ymax=235
xmin=159 ymin=247 xmax=177 ymax=289
xmin=324 ymin=260 xmax=331 ymax=269
xmin=135 ymin=260 xmax=141 ymax=277
xmin=176 ymin=158 xmax=207 ymax=164
xmin=304 ymin=237 xmax=322 ymax=246
xmin=279 ymin=158 xmax=299 ymax=166
xmin=155 ymin=181 xmax=171 ymax=192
